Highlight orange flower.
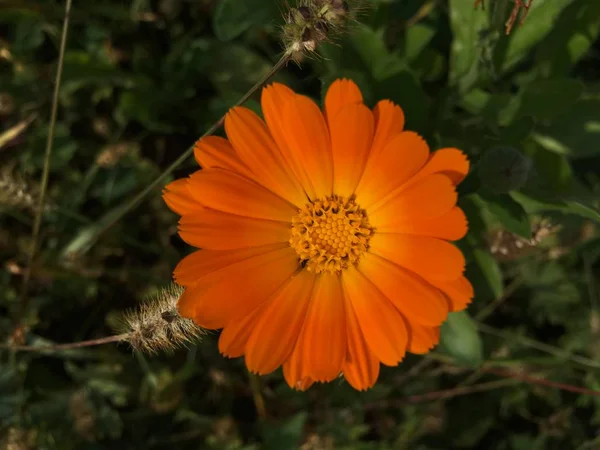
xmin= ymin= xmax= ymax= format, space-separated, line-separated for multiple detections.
xmin=163 ymin=79 xmax=473 ymax=391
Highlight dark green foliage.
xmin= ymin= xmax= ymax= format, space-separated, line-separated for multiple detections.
xmin=1 ymin=0 xmax=600 ymax=448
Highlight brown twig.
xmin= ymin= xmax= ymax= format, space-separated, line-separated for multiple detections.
xmin=19 ymin=0 xmax=72 ymax=319
xmin=0 ymin=333 xmax=130 ymax=352
xmin=249 ymin=372 xmax=267 ymax=420
xmin=481 ymin=367 xmax=600 ymax=397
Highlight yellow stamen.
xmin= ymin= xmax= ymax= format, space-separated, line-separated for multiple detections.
xmin=289 ymin=195 xmax=373 ymax=274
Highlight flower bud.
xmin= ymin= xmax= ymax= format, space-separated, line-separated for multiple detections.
xmin=477 ymin=146 xmax=532 ymax=193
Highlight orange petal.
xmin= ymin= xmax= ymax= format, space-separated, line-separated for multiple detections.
xmin=359 ymin=253 xmax=448 ymax=326
xmin=430 ymin=275 xmax=474 ymax=312
xmin=374 ymin=207 xmax=468 ymax=241
xmin=342 ymin=265 xmax=408 ymax=366
xmin=262 ymin=83 xmax=315 ymax=202
xmin=413 ymin=148 xmax=470 ymax=185
xmin=177 ymin=247 xmax=298 ymax=329
xmin=174 ymin=243 xmax=288 ymax=287
xmin=324 ymin=78 xmax=363 ymax=126
xmin=225 ymin=106 xmax=306 ymax=206
xmin=355 ymin=131 xmax=429 ymax=210
xmin=407 ymin=323 xmax=440 ymax=354
xmin=370 ymin=100 xmax=405 ymax=159
xmin=163 ymin=178 xmax=203 ymax=216
xmin=187 ymin=168 xmax=296 ymax=222
xmin=289 ymin=274 xmax=346 ymax=382
xmin=245 ymin=270 xmax=316 ymax=375
xmin=219 ymin=303 xmax=267 ymax=358
xmin=282 ymin=95 xmax=333 ymax=200
xmin=368 ymin=174 xmax=458 ymax=227
xmin=178 ymin=209 xmax=290 ymax=250
xmin=330 ymin=103 xmax=375 ymax=197
xmin=193 ymin=136 xmax=254 ymax=179
xmin=283 ymin=359 xmax=315 ymax=391
xmin=342 ymin=292 xmax=380 ymax=391
xmin=369 ymin=234 xmax=465 ymax=281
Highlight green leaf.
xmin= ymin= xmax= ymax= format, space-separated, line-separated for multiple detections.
xmin=467 ymin=247 xmax=504 ymax=300
xmin=480 ymin=193 xmax=531 ymax=239
xmin=262 ymin=413 xmax=307 ymax=450
xmin=498 ymin=0 xmax=571 ymax=73
xmin=212 ymin=0 xmax=276 ymax=41
xmin=448 ymin=0 xmax=489 ymax=90
xmin=403 ymin=23 xmax=436 ymax=62
xmin=439 ymin=311 xmax=484 ymax=368
xmin=349 ymin=24 xmax=405 ymax=80
xmin=511 ymin=192 xmax=600 ymax=223
xmin=535 ymin=0 xmax=600 ymax=76
xmin=532 ymin=98 xmax=600 ymax=158
xmin=516 ymin=78 xmax=583 ymax=121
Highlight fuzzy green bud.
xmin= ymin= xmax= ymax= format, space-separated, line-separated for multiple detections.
xmin=477 ymin=146 xmax=532 ymax=193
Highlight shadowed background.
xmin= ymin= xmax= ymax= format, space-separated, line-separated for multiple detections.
xmin=1 ymin=0 xmax=600 ymax=448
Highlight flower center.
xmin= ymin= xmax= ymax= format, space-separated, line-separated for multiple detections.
xmin=289 ymin=195 xmax=373 ymax=274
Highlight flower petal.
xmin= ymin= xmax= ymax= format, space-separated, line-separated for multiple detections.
xmin=370 ymin=100 xmax=405 ymax=159
xmin=342 ymin=294 xmax=380 ymax=391
xmin=187 ymin=168 xmax=297 ymax=221
xmin=368 ymin=174 xmax=458 ymax=227
xmin=342 ymin=265 xmax=408 ymax=366
xmin=282 ymin=95 xmax=333 ymax=200
xmin=429 ymin=275 xmax=474 ymax=312
xmin=407 ymin=323 xmax=440 ymax=354
xmin=355 ymin=131 xmax=429 ymax=210
xmin=178 ymin=209 xmax=290 ymax=250
xmin=374 ymin=207 xmax=468 ymax=241
xmin=193 ymin=136 xmax=254 ymax=179
xmin=177 ymin=247 xmax=298 ymax=329
xmin=225 ymin=106 xmax=306 ymax=206
xmin=413 ymin=148 xmax=470 ymax=185
xmin=262 ymin=84 xmax=315 ymax=202
xmin=283 ymin=358 xmax=315 ymax=391
xmin=219 ymin=304 xmax=266 ymax=358
xmin=330 ymin=103 xmax=375 ymax=197
xmin=163 ymin=179 xmax=203 ymax=216
xmin=289 ymin=274 xmax=346 ymax=382
xmin=324 ymin=78 xmax=363 ymax=126
xmin=369 ymin=233 xmax=465 ymax=281
xmin=174 ymin=244 xmax=288 ymax=287
xmin=245 ymin=270 xmax=316 ymax=375
xmin=359 ymin=253 xmax=449 ymax=326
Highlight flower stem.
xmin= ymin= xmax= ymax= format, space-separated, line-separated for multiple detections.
xmin=0 ymin=333 xmax=130 ymax=353
xmin=19 ymin=0 xmax=73 ymax=318
xmin=72 ymin=53 xmax=292 ymax=257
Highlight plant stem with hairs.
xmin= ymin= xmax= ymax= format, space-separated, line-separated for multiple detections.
xmin=63 ymin=53 xmax=292 ymax=258
xmin=19 ymin=0 xmax=72 ymax=319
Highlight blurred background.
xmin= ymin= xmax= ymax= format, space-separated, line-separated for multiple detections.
xmin=1 ymin=0 xmax=600 ymax=448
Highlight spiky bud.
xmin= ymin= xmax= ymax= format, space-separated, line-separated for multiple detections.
xmin=282 ymin=0 xmax=360 ymax=60
xmin=487 ymin=218 xmax=559 ymax=261
xmin=123 ymin=284 xmax=204 ymax=354
xmin=0 ymin=166 xmax=49 ymax=214
xmin=477 ymin=146 xmax=532 ymax=193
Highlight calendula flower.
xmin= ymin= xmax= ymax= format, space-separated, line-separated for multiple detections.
xmin=164 ymin=79 xmax=473 ymax=391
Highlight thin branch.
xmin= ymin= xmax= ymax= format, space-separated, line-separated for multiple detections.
xmin=249 ymin=372 xmax=267 ymax=421
xmin=477 ymin=322 xmax=600 ymax=370
xmin=365 ymin=379 xmax=519 ymax=408
xmin=75 ymin=53 xmax=292 ymax=256
xmin=481 ymin=367 xmax=600 ymax=397
xmin=476 ymin=275 xmax=524 ymax=321
xmin=0 ymin=333 xmax=130 ymax=353
xmin=19 ymin=0 xmax=73 ymax=316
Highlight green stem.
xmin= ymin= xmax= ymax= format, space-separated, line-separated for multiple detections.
xmin=19 ymin=0 xmax=73 ymax=318
xmin=71 ymin=53 xmax=292 ymax=257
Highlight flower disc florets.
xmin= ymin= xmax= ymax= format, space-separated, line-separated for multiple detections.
xmin=290 ymin=196 xmax=373 ymax=274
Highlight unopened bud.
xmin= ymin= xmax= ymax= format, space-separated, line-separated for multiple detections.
xmin=477 ymin=146 xmax=532 ymax=193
